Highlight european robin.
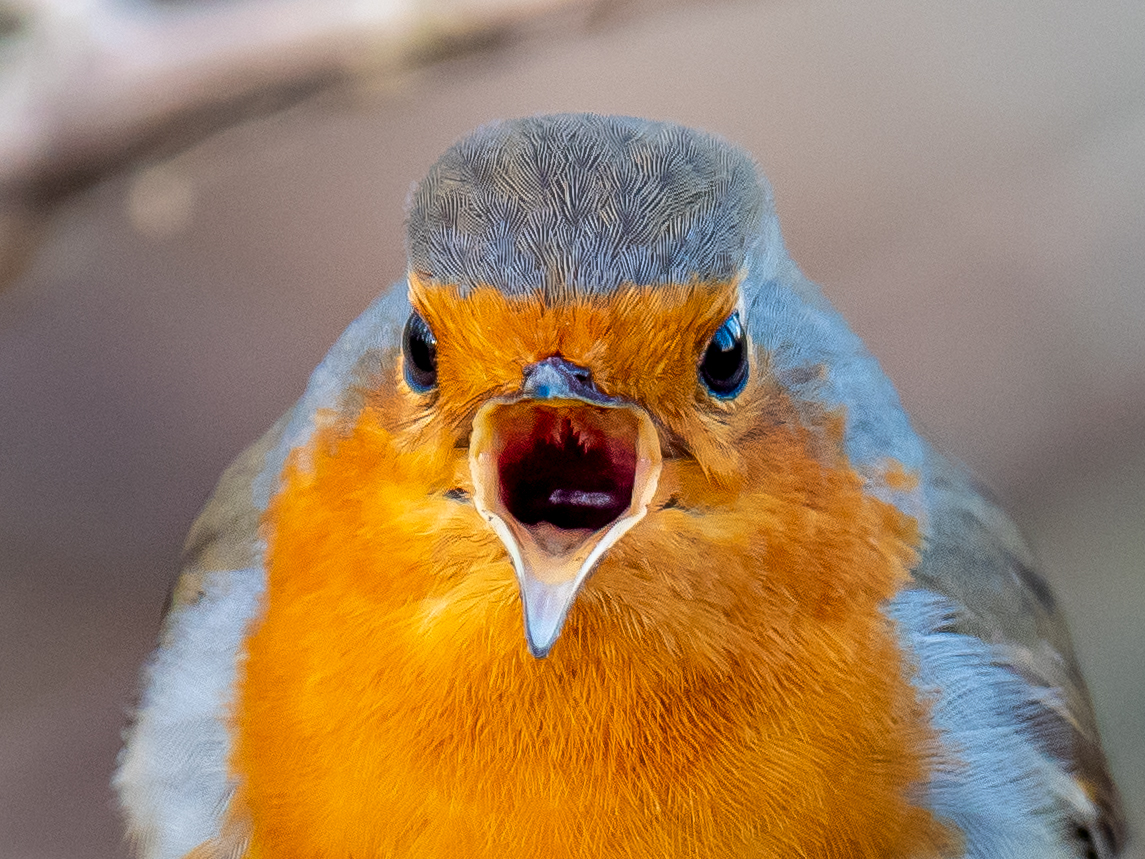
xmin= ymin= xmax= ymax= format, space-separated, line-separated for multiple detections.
xmin=116 ymin=114 xmax=1127 ymax=859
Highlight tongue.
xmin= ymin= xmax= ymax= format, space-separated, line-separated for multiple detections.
xmin=548 ymin=489 xmax=617 ymax=508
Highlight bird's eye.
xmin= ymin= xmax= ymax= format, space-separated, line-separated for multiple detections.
xmin=699 ymin=312 xmax=748 ymax=398
xmin=403 ymin=312 xmax=437 ymax=392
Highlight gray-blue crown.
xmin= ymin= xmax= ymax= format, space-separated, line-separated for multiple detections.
xmin=406 ymin=114 xmax=767 ymax=296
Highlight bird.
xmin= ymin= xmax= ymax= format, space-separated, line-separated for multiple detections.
xmin=115 ymin=113 xmax=1127 ymax=859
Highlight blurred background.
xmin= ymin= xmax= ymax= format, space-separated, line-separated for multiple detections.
xmin=0 ymin=0 xmax=1142 ymax=856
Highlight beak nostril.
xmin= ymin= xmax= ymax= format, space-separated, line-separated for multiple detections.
xmin=521 ymin=356 xmax=611 ymax=404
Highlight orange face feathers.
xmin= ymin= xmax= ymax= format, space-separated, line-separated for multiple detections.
xmin=409 ymin=278 xmax=742 ymax=461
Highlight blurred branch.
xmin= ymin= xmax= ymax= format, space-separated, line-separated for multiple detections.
xmin=0 ymin=0 xmax=597 ymax=203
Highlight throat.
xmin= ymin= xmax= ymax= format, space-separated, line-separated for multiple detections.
xmin=234 ymin=409 xmax=952 ymax=859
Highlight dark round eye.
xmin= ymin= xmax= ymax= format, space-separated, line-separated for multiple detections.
xmin=699 ymin=312 xmax=748 ymax=398
xmin=402 ymin=312 xmax=437 ymax=392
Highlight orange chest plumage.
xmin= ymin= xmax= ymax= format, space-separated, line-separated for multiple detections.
xmin=233 ymin=378 xmax=950 ymax=858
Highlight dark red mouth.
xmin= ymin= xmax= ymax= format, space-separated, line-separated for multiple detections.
xmin=496 ymin=406 xmax=637 ymax=533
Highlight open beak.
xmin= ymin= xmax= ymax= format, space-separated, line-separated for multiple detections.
xmin=469 ymin=359 xmax=662 ymax=657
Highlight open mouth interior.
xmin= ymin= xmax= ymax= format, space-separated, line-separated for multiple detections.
xmin=470 ymin=399 xmax=661 ymax=585
xmin=497 ymin=407 xmax=636 ymax=533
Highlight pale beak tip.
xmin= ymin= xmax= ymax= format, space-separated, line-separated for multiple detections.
xmin=520 ymin=576 xmax=578 ymax=659
xmin=523 ymin=615 xmax=562 ymax=659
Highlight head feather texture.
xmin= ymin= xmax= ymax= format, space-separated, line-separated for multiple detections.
xmin=406 ymin=114 xmax=767 ymax=298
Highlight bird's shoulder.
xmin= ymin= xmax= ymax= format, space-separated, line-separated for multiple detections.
xmin=160 ymin=413 xmax=289 ymax=635
xmin=898 ymin=450 xmax=1128 ymax=858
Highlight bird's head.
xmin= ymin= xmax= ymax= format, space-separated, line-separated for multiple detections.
xmin=393 ymin=114 xmax=785 ymax=657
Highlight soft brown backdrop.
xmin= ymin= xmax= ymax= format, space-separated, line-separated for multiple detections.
xmin=1 ymin=1 xmax=1142 ymax=856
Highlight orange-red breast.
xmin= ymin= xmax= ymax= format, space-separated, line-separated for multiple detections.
xmin=116 ymin=114 xmax=1127 ymax=859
